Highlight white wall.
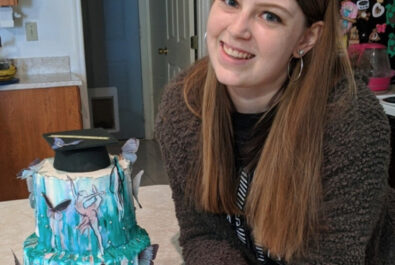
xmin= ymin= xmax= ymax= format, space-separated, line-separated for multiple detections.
xmin=0 ymin=0 xmax=90 ymax=128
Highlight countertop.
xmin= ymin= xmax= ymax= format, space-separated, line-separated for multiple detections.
xmin=0 ymin=185 xmax=183 ymax=265
xmin=0 ymin=73 xmax=82 ymax=91
xmin=375 ymin=85 xmax=395 ymax=116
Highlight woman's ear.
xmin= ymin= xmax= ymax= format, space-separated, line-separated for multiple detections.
xmin=293 ymin=21 xmax=324 ymax=57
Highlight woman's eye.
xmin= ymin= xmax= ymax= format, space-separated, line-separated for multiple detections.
xmin=223 ymin=0 xmax=239 ymax=7
xmin=262 ymin=12 xmax=281 ymax=23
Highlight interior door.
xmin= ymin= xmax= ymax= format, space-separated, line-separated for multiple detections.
xmin=166 ymin=0 xmax=196 ymax=77
xmin=82 ymin=0 xmax=145 ymax=139
xmin=150 ymin=0 xmax=196 ymax=117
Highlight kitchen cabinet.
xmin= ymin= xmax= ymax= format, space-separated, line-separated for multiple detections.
xmin=0 ymin=0 xmax=17 ymax=6
xmin=0 ymin=86 xmax=83 ymax=201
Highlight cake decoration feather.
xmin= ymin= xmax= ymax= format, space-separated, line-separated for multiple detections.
xmin=138 ymin=244 xmax=159 ymax=265
xmin=51 ymin=137 xmax=83 ymax=150
xmin=12 ymin=250 xmax=21 ymax=265
xmin=110 ymin=157 xmax=125 ymax=220
xmin=121 ymin=138 xmax=139 ymax=164
xmin=16 ymin=158 xmax=43 ymax=209
xmin=42 ymin=193 xmax=71 ymax=213
xmin=42 ymin=192 xmax=71 ymax=249
xmin=132 ymin=170 xmax=144 ymax=208
xmin=16 ymin=158 xmax=41 ymax=178
xmin=120 ymin=138 xmax=144 ymax=208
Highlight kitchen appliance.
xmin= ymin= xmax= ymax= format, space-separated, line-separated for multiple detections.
xmin=349 ymin=43 xmax=395 ymax=92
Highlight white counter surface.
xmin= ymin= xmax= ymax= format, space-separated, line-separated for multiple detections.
xmin=376 ymin=85 xmax=395 ymax=117
xmin=0 ymin=73 xmax=82 ymax=91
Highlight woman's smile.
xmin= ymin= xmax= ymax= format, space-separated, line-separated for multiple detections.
xmin=220 ymin=41 xmax=255 ymax=60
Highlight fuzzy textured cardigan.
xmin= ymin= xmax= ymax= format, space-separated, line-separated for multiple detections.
xmin=155 ymin=71 xmax=395 ymax=265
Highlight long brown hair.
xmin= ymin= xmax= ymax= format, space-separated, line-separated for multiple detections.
xmin=184 ymin=0 xmax=356 ymax=262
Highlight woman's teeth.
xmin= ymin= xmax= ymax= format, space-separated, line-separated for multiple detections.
xmin=223 ymin=44 xmax=254 ymax=59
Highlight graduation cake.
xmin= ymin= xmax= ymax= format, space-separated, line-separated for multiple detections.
xmin=18 ymin=129 xmax=157 ymax=265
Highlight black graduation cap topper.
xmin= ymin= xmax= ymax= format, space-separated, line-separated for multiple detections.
xmin=43 ymin=128 xmax=118 ymax=172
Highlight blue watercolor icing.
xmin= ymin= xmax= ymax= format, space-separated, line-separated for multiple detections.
xmin=24 ymin=227 xmax=149 ymax=265
xmin=23 ymin=158 xmax=150 ymax=265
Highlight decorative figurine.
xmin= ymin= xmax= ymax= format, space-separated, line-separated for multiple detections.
xmin=340 ymin=1 xmax=358 ymax=34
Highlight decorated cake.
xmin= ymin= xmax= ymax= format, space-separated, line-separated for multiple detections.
xmin=18 ymin=129 xmax=157 ymax=265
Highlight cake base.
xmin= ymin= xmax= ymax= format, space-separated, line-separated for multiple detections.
xmin=23 ymin=226 xmax=150 ymax=265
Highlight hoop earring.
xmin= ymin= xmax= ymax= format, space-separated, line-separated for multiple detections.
xmin=204 ymin=32 xmax=207 ymax=41
xmin=287 ymin=50 xmax=304 ymax=82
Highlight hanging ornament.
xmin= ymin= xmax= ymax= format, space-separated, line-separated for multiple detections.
xmin=369 ymin=28 xmax=381 ymax=42
xmin=358 ymin=10 xmax=371 ymax=21
xmin=340 ymin=1 xmax=358 ymax=34
xmin=376 ymin=23 xmax=387 ymax=33
xmin=349 ymin=26 xmax=360 ymax=45
xmin=372 ymin=2 xmax=386 ymax=18
xmin=356 ymin=0 xmax=370 ymax=10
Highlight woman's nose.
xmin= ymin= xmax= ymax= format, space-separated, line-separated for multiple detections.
xmin=227 ymin=12 xmax=252 ymax=39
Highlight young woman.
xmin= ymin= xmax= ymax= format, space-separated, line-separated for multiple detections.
xmin=155 ymin=0 xmax=395 ymax=264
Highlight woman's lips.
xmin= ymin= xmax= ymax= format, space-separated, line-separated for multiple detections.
xmin=220 ymin=41 xmax=255 ymax=60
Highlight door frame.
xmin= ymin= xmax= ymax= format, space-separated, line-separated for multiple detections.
xmin=75 ymin=0 xmax=90 ymax=129
xmin=138 ymin=0 xmax=210 ymax=139
xmin=196 ymin=0 xmax=211 ymax=58
xmin=138 ymin=0 xmax=155 ymax=139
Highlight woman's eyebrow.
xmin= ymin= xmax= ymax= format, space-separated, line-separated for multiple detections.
xmin=254 ymin=3 xmax=293 ymax=17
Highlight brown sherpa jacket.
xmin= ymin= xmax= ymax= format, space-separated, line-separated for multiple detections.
xmin=155 ymin=69 xmax=395 ymax=264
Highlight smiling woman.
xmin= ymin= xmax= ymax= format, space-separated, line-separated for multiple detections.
xmin=206 ymin=0 xmax=322 ymax=114
xmin=155 ymin=0 xmax=395 ymax=264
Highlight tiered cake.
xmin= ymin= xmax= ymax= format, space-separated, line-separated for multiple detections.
xmin=19 ymin=130 xmax=155 ymax=265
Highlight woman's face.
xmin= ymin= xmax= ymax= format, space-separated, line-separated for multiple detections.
xmin=207 ymin=0 xmax=308 ymax=92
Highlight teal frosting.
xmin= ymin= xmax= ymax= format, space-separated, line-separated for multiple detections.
xmin=23 ymin=226 xmax=150 ymax=264
xmin=23 ymin=158 xmax=151 ymax=265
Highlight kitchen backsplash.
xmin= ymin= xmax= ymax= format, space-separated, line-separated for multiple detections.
xmin=11 ymin=56 xmax=70 ymax=76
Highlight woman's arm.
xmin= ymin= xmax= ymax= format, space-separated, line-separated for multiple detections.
xmin=155 ymin=78 xmax=254 ymax=265
xmin=294 ymin=79 xmax=392 ymax=265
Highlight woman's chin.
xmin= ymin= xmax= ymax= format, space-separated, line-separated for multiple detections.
xmin=215 ymin=71 xmax=246 ymax=88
